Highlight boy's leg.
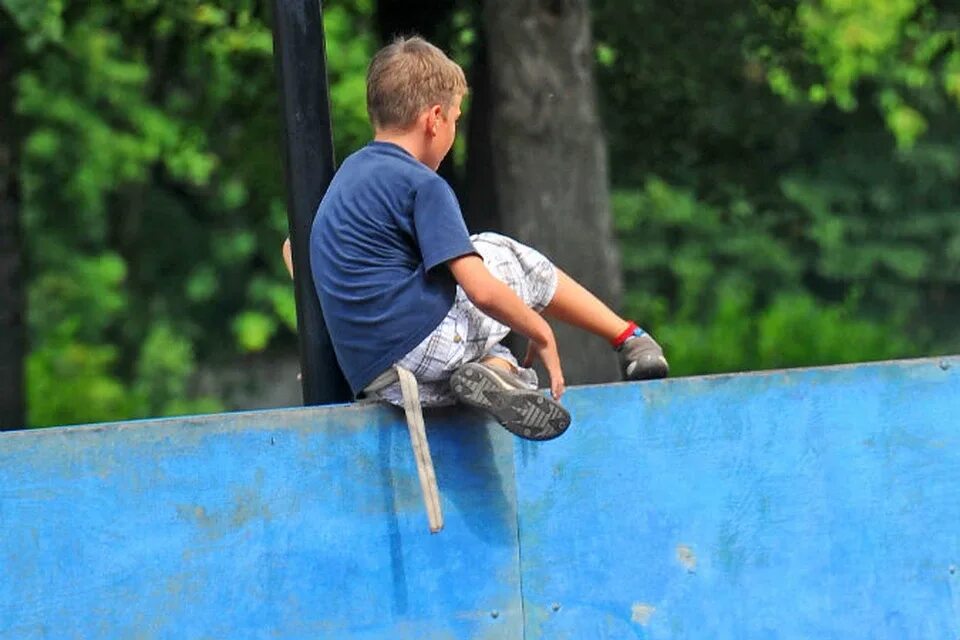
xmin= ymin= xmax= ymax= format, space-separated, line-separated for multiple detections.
xmin=542 ymin=268 xmax=630 ymax=341
xmin=542 ymin=267 xmax=669 ymax=380
xmin=462 ymin=232 xmax=667 ymax=381
xmin=445 ymin=234 xmax=570 ymax=440
xmin=481 ymin=355 xmax=519 ymax=373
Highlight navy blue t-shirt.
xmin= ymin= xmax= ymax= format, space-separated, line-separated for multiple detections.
xmin=310 ymin=141 xmax=476 ymax=395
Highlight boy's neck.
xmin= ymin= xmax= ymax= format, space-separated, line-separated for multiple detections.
xmin=374 ymin=129 xmax=431 ymax=167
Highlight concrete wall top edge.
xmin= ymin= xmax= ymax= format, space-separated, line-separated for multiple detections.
xmin=4 ymin=354 xmax=956 ymax=437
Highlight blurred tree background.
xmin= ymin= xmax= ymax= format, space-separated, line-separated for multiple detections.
xmin=0 ymin=0 xmax=957 ymax=428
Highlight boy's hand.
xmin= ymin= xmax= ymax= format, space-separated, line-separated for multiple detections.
xmin=523 ymin=335 xmax=566 ymax=401
xmin=449 ymin=253 xmax=566 ymax=400
xmin=282 ymin=238 xmax=294 ymax=279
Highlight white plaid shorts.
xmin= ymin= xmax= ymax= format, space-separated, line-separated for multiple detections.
xmin=367 ymin=232 xmax=558 ymax=407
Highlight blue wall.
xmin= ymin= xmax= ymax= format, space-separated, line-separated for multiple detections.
xmin=2 ymin=357 xmax=959 ymax=638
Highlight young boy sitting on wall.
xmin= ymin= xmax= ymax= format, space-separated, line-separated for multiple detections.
xmin=299 ymin=36 xmax=667 ymax=441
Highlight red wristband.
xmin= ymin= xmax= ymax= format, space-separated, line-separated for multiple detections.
xmin=611 ymin=321 xmax=639 ymax=348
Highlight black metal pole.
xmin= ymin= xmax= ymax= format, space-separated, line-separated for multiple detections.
xmin=271 ymin=0 xmax=351 ymax=405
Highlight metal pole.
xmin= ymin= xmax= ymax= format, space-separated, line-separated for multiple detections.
xmin=271 ymin=0 xmax=351 ymax=405
xmin=0 ymin=28 xmax=25 ymax=430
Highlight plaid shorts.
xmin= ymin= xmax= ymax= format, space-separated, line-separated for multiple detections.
xmin=368 ymin=232 xmax=558 ymax=407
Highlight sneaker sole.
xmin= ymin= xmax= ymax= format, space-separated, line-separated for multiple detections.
xmin=450 ymin=363 xmax=571 ymax=441
xmin=625 ymin=355 xmax=670 ymax=381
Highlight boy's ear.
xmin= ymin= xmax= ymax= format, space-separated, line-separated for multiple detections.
xmin=426 ymin=104 xmax=443 ymax=136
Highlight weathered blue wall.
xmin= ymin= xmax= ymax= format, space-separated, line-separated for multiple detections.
xmin=0 ymin=407 xmax=524 ymax=639
xmin=516 ymin=358 xmax=960 ymax=638
xmin=2 ymin=357 xmax=959 ymax=638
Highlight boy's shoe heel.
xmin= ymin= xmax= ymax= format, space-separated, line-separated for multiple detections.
xmin=450 ymin=363 xmax=570 ymax=441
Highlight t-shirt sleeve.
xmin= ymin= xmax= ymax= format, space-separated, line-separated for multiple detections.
xmin=413 ymin=175 xmax=476 ymax=272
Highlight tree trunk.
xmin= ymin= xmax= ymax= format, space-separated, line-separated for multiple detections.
xmin=0 ymin=21 xmax=25 ymax=430
xmin=482 ymin=0 xmax=622 ymax=384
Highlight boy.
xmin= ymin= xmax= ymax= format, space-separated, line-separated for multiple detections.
xmin=308 ymin=36 xmax=667 ymax=441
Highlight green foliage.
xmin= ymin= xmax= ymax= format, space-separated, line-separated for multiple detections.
xmin=325 ymin=4 xmax=377 ymax=159
xmin=752 ymin=0 xmax=960 ymax=148
xmin=6 ymin=0 xmax=959 ymax=426
xmin=23 ymin=250 xmax=223 ymax=426
xmin=27 ymin=342 xmax=133 ymax=427
xmin=597 ymin=1 xmax=959 ymax=377
xmin=755 ymin=293 xmax=913 ymax=368
xmin=650 ymin=287 xmax=915 ymax=377
xmin=613 ymin=179 xmax=925 ymax=377
xmin=613 ymin=180 xmax=800 ymax=325
xmin=5 ymin=0 xmax=374 ymax=426
xmin=232 ymin=310 xmax=276 ymax=352
xmin=134 ymin=323 xmax=221 ymax=417
xmin=1 ymin=0 xmax=64 ymax=49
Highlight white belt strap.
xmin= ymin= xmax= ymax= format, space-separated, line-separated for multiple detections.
xmin=378 ymin=366 xmax=444 ymax=533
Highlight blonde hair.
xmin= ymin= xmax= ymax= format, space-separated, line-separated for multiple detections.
xmin=366 ymin=36 xmax=468 ymax=131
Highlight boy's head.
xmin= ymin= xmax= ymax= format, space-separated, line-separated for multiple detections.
xmin=367 ymin=36 xmax=467 ymax=168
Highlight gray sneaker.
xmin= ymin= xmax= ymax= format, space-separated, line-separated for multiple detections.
xmin=450 ymin=362 xmax=571 ymax=441
xmin=618 ymin=332 xmax=669 ymax=381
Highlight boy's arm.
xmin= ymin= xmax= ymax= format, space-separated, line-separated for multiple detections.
xmin=447 ymin=254 xmax=565 ymax=400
